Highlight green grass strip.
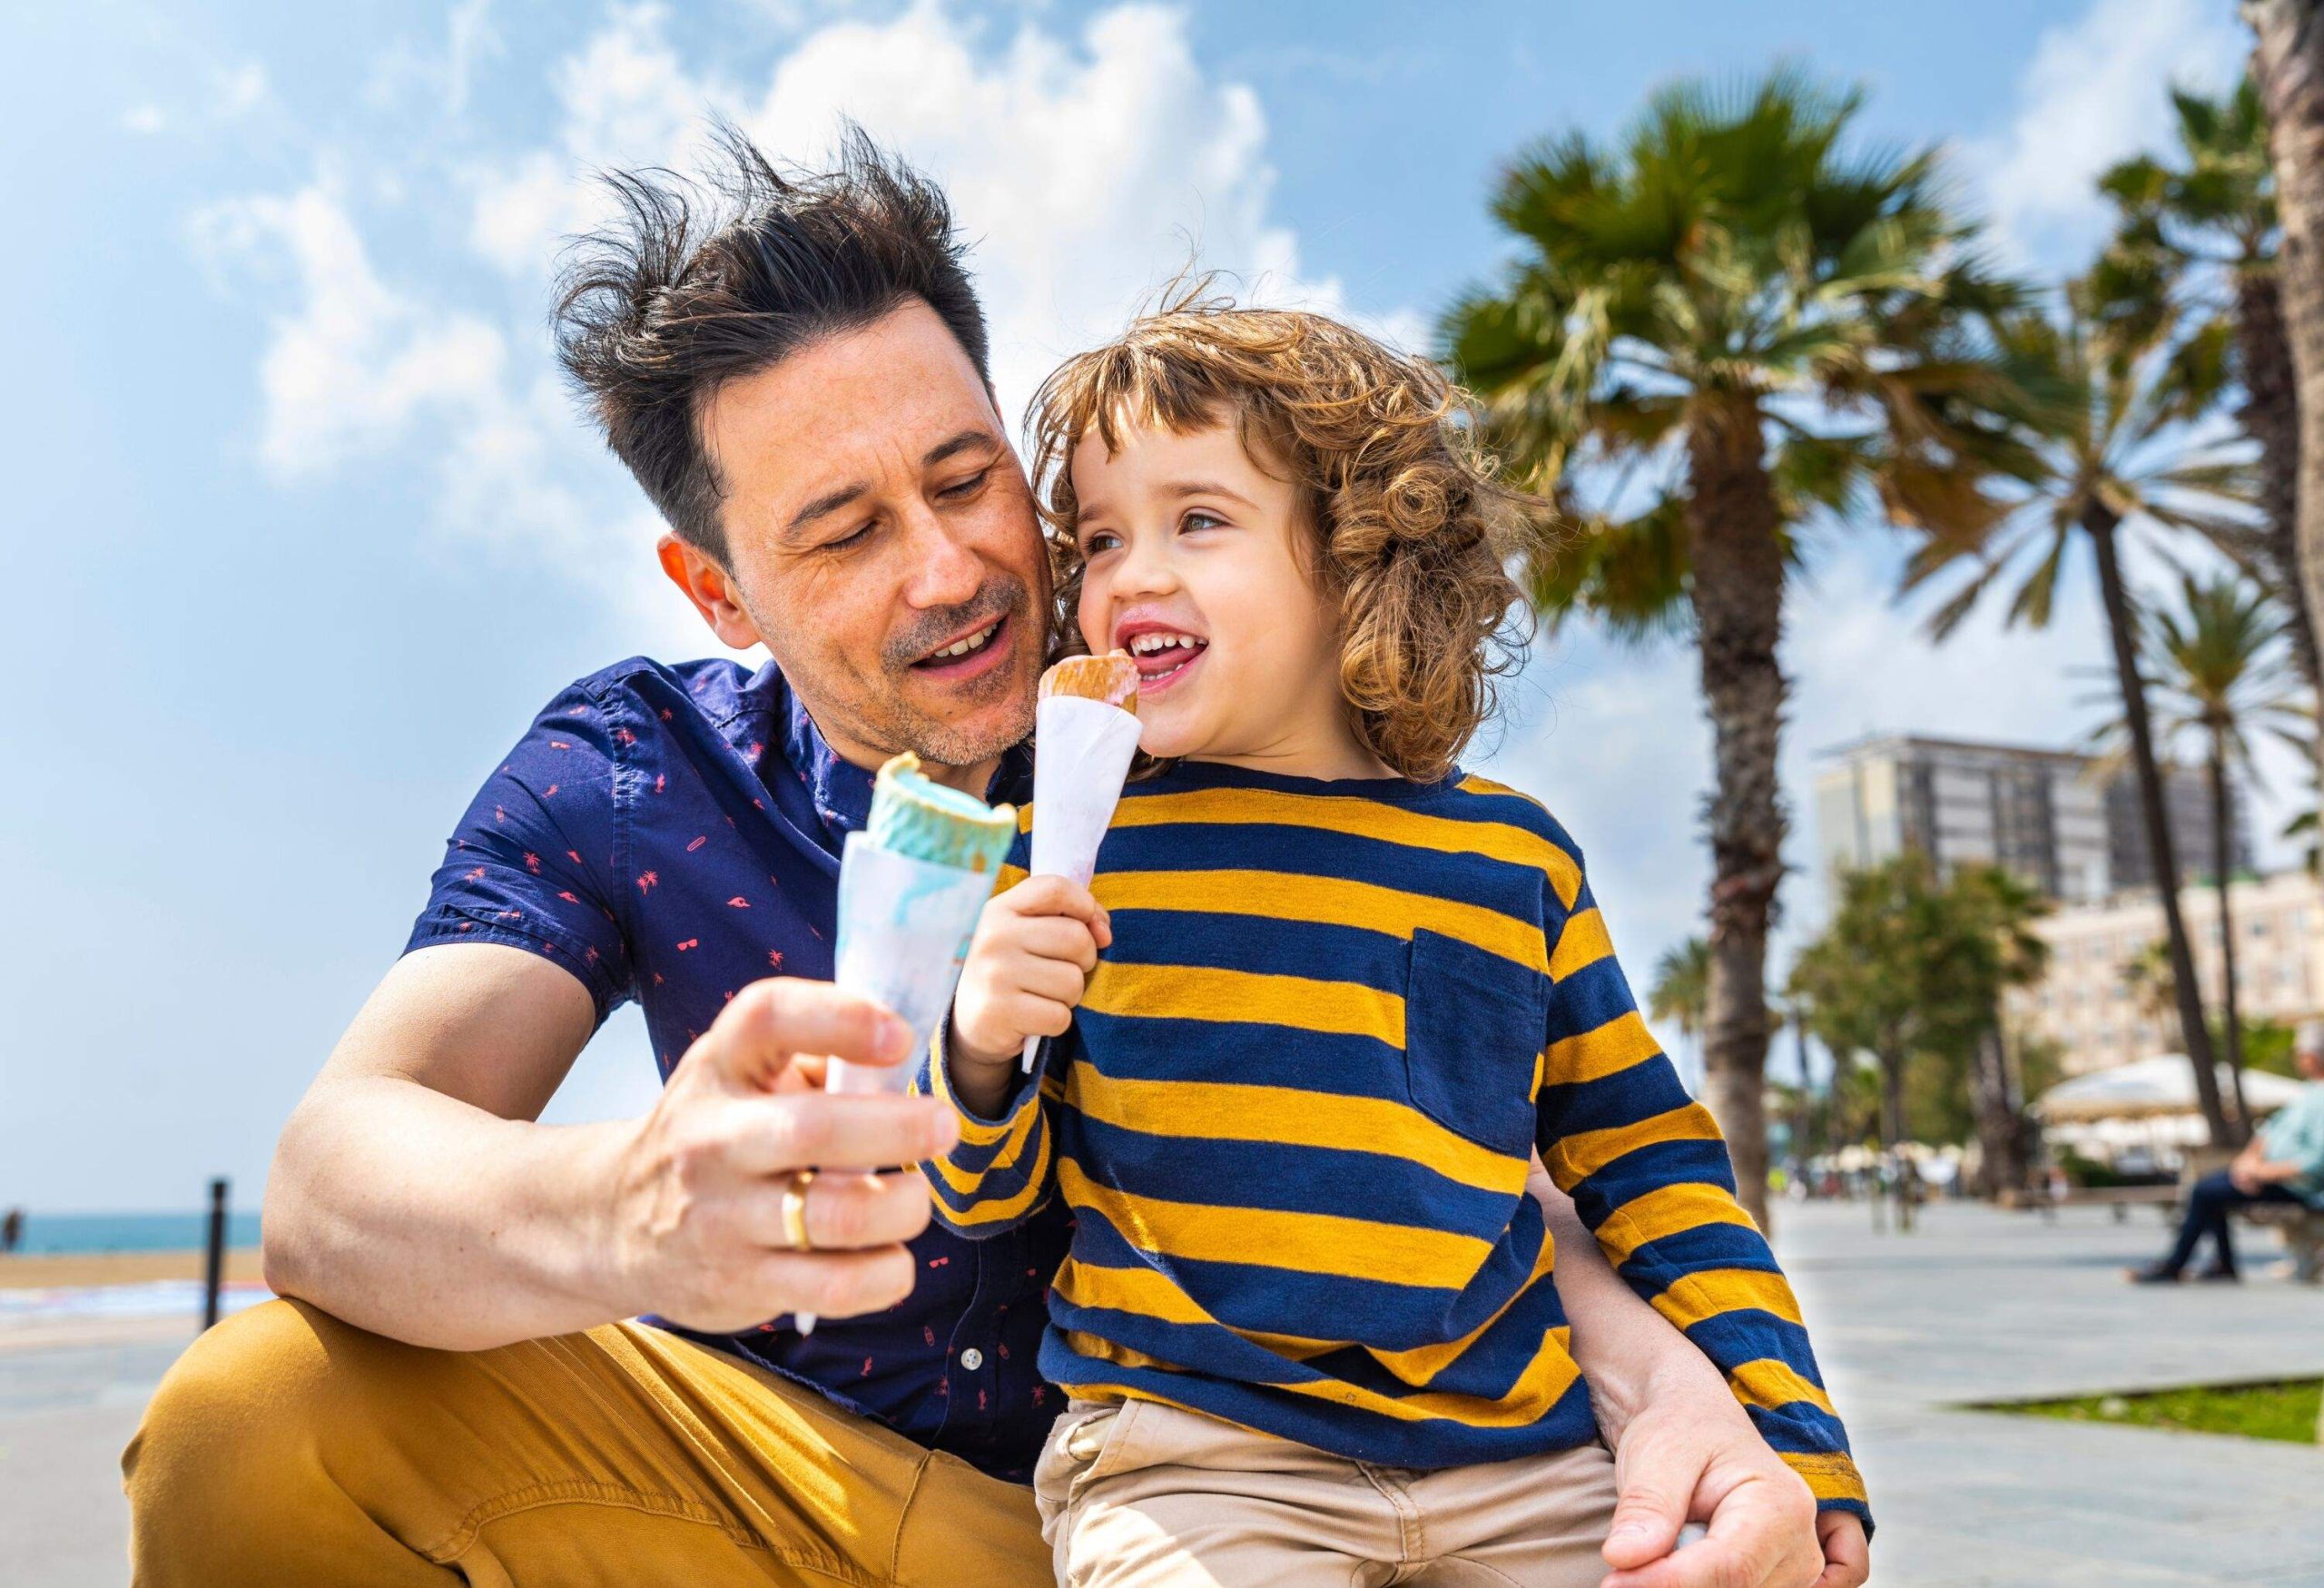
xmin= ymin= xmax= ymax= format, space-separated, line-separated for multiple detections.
xmin=1984 ymin=1379 xmax=2321 ymax=1444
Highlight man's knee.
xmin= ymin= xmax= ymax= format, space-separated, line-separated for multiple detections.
xmin=2189 ymin=1169 xmax=2239 ymax=1207
xmin=123 ymin=1300 xmax=371 ymax=1568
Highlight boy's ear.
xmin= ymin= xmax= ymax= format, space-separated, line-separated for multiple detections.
xmin=657 ymin=534 xmax=766 ymax=651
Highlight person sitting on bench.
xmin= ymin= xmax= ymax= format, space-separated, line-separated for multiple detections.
xmin=2132 ymin=1021 xmax=2324 ymax=1283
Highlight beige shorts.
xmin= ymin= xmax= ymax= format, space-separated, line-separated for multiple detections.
xmin=1031 ymin=1396 xmax=1620 ymax=1588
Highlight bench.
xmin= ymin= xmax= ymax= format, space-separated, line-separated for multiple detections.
xmin=2240 ymin=1201 xmax=2324 ymax=1283
xmin=2035 ymin=1184 xmax=2181 ymax=1223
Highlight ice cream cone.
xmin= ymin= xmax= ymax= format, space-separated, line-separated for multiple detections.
xmin=1039 ymin=651 xmax=1140 ymax=712
xmin=1021 ymin=654 xmax=1144 ymax=1071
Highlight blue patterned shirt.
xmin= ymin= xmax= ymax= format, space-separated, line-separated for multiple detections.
xmin=406 ymin=656 xmax=1068 ymax=1481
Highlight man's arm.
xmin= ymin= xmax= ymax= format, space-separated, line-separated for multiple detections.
xmin=1539 ymin=1170 xmax=1859 ymax=1588
xmin=263 ymin=945 xmax=958 ymax=1351
xmin=2237 ymin=1149 xmax=2305 ymax=1186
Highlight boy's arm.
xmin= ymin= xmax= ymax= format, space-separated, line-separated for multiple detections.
xmin=915 ymin=1030 xmax=1059 ymax=1239
xmin=1537 ymin=868 xmax=1870 ymax=1533
xmin=914 ymin=873 xmax=1104 ymax=1239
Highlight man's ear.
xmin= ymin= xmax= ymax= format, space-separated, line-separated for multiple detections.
xmin=658 ymin=534 xmax=766 ymax=651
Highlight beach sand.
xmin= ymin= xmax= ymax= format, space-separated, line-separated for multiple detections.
xmin=0 ymin=1248 xmax=264 ymax=1289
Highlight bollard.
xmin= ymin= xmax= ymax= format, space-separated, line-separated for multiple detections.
xmin=202 ymin=1177 xmax=228 ymax=1331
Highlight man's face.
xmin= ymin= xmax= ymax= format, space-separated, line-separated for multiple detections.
xmin=676 ymin=301 xmax=1047 ymax=776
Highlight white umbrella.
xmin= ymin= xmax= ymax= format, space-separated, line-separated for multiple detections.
xmin=2033 ymin=1056 xmax=2307 ymax=1123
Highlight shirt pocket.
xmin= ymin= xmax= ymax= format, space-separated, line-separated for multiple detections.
xmin=1403 ymin=929 xmax=1547 ymax=1159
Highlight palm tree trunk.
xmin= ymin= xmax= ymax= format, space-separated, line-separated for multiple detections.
xmin=2247 ymin=0 xmax=2324 ymax=792
xmin=1969 ymin=1024 xmax=2031 ymax=1200
xmin=2208 ymin=727 xmax=2255 ymax=1138
xmin=1877 ymin=1041 xmax=1915 ymax=1234
xmin=1685 ymin=403 xmax=1786 ymax=1232
xmin=2235 ymin=270 xmax=2322 ymax=691
xmin=2083 ymin=501 xmax=2232 ymax=1144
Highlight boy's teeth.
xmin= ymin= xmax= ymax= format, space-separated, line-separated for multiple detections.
xmin=1128 ymin=632 xmax=1206 ymax=655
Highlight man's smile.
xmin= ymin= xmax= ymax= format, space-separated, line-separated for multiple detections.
xmin=907 ymin=608 xmax=1017 ymax=686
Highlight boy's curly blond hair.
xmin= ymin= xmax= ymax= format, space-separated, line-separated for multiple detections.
xmin=1028 ymin=291 xmax=1536 ymax=783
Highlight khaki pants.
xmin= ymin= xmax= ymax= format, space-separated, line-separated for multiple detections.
xmin=1032 ymin=1398 xmax=1619 ymax=1588
xmin=121 ymin=1299 xmax=1050 ymax=1587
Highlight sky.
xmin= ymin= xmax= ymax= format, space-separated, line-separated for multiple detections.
xmin=0 ymin=0 xmax=2278 ymax=1210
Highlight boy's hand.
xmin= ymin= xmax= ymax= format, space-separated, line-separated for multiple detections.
xmin=949 ymin=876 xmax=1111 ymax=1079
xmin=1812 ymin=1512 xmax=1869 ymax=1588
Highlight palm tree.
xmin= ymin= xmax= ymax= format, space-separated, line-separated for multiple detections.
xmin=1907 ymin=288 xmax=2248 ymax=1146
xmin=1948 ymin=865 xmax=2051 ymax=1198
xmin=1646 ymin=935 xmax=1709 ymax=1037
xmin=2246 ymin=2 xmax=2324 ymax=798
xmin=2122 ymin=938 xmax=2184 ymax=1050
xmin=2142 ymin=570 xmax=2308 ymax=1129
xmin=2093 ymin=78 xmax=2316 ymax=687
xmin=1444 ymin=70 xmax=2034 ymax=1224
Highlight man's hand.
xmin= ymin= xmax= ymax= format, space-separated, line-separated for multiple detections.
xmin=948 ymin=875 xmax=1109 ymax=1093
xmin=1597 ymin=1370 xmax=1833 ymax=1588
xmin=606 ymin=978 xmax=961 ymax=1334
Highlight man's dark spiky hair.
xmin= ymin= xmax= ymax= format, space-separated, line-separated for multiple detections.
xmin=554 ymin=123 xmax=989 ymax=559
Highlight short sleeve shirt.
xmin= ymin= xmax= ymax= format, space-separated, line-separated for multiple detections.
xmin=2260 ymin=1081 xmax=2324 ymax=1198
xmin=406 ymin=656 xmax=1068 ymax=1480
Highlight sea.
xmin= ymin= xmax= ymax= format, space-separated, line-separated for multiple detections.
xmin=5 ymin=1211 xmax=263 ymax=1256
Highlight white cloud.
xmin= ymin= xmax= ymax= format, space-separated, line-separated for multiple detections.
xmin=468 ymin=6 xmax=719 ymax=275
xmin=191 ymin=180 xmax=508 ymax=476
xmin=207 ymin=1 xmax=1394 ymax=656
xmin=214 ymin=60 xmax=271 ymax=121
xmin=123 ymin=104 xmax=166 ymax=135
xmin=1965 ymin=0 xmax=2244 ymax=272
xmin=368 ymin=0 xmax=506 ymax=117
xmin=467 ymin=2 xmax=1390 ymax=419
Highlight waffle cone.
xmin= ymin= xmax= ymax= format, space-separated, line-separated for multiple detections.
xmin=1039 ymin=651 xmax=1139 ymax=713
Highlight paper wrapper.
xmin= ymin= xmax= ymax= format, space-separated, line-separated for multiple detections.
xmin=824 ymin=833 xmax=998 ymax=1097
xmin=1019 ymin=693 xmax=1144 ymax=1069
xmin=801 ymin=833 xmax=998 ymax=1335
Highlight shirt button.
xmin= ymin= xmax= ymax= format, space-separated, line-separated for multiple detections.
xmin=960 ymin=1347 xmax=985 ymax=1371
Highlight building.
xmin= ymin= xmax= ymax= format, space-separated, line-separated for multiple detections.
xmin=2004 ymin=869 xmax=2324 ymax=1075
xmin=1814 ymin=734 xmax=2245 ymax=906
xmin=2104 ymin=767 xmax=2251 ymax=893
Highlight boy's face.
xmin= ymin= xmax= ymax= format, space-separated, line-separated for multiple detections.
xmin=1069 ymin=418 xmax=1350 ymax=768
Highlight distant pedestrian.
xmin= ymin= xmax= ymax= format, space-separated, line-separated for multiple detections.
xmin=1 ymin=1207 xmax=23 ymax=1254
xmin=2131 ymin=1020 xmax=2324 ymax=1283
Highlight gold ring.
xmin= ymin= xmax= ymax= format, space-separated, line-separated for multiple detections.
xmin=781 ymin=1169 xmax=816 ymax=1252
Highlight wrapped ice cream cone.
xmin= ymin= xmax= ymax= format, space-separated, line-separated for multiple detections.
xmin=827 ymin=754 xmax=1015 ymax=1097
xmin=1021 ymin=652 xmax=1142 ymax=1071
xmin=804 ymin=755 xmax=1013 ymax=1334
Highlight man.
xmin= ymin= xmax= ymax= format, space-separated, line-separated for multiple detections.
xmin=123 ymin=130 xmax=1861 ymax=1587
xmin=2132 ymin=1020 xmax=2324 ymax=1283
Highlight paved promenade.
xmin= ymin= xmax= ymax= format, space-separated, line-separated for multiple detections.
xmin=1785 ymin=1200 xmax=2324 ymax=1586
xmin=5 ymin=1200 xmax=2320 ymax=1584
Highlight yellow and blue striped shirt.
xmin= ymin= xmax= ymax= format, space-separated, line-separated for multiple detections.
xmin=921 ymin=759 xmax=1866 ymax=1524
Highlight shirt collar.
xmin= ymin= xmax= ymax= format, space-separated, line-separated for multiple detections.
xmin=778 ymin=674 xmax=1032 ymax=845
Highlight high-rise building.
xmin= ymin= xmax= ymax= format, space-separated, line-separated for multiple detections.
xmin=1813 ymin=734 xmax=2246 ymax=905
xmin=1815 ymin=735 xmax=2111 ymax=902
xmin=2104 ymin=766 xmax=2251 ymax=893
